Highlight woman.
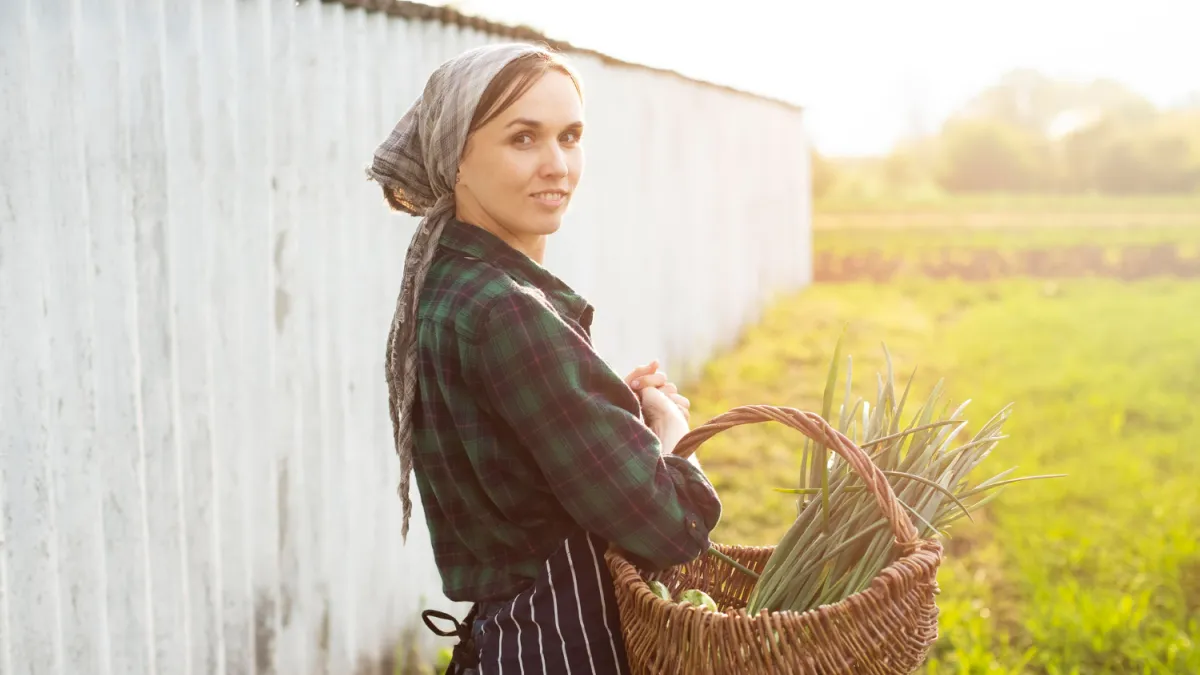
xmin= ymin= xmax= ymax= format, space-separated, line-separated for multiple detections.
xmin=367 ymin=43 xmax=722 ymax=674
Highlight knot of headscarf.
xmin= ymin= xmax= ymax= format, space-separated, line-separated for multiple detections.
xmin=367 ymin=42 xmax=548 ymax=542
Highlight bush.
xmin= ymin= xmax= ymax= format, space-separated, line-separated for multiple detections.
xmin=936 ymin=120 xmax=1054 ymax=193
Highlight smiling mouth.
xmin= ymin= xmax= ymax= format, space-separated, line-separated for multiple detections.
xmin=531 ymin=191 xmax=568 ymax=206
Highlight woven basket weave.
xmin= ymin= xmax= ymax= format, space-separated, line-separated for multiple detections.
xmin=605 ymin=405 xmax=944 ymax=674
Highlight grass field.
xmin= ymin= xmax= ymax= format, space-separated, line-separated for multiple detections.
xmin=685 ymin=204 xmax=1200 ymax=673
xmin=813 ymin=195 xmax=1200 ymax=215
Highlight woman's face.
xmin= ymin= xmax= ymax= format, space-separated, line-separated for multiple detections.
xmin=455 ymin=70 xmax=584 ymax=249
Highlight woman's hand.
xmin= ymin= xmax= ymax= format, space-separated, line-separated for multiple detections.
xmin=625 ymin=360 xmax=691 ymax=421
xmin=639 ymin=385 xmax=690 ymax=455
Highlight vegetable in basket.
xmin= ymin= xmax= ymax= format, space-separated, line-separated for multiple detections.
xmin=733 ymin=338 xmax=1064 ymax=615
xmin=647 ymin=579 xmax=719 ymax=612
xmin=678 ymin=589 xmax=719 ymax=612
xmin=647 ymin=580 xmax=672 ymax=601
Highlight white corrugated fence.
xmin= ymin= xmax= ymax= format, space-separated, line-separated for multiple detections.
xmin=0 ymin=1 xmax=811 ymax=673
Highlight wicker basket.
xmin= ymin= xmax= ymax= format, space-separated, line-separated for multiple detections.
xmin=605 ymin=405 xmax=944 ymax=674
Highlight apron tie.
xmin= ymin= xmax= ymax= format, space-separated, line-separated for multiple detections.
xmin=421 ymin=605 xmax=481 ymax=674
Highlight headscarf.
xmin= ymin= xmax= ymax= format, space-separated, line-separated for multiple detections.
xmin=367 ymin=42 xmax=549 ymax=542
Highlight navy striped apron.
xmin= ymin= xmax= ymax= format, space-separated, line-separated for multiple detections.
xmin=467 ymin=528 xmax=631 ymax=674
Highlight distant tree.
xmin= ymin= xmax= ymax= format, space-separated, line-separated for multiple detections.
xmin=936 ymin=119 xmax=1053 ymax=192
xmin=1093 ymin=118 xmax=1200 ymax=194
xmin=956 ymin=69 xmax=1156 ymax=135
xmin=838 ymin=70 xmax=1200 ymax=197
xmin=1057 ymin=117 xmax=1117 ymax=192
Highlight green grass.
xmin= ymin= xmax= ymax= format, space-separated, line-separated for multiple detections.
xmin=813 ymin=222 xmax=1200 ymax=258
xmin=686 ymin=278 xmax=1200 ymax=673
xmin=812 ymin=196 xmax=1200 ymax=259
xmin=814 ymin=194 xmax=1200 ymax=215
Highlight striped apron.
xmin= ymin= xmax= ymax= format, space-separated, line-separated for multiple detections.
xmin=466 ymin=528 xmax=631 ymax=674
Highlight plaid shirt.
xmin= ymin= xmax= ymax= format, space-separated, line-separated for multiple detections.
xmin=411 ymin=219 xmax=722 ymax=602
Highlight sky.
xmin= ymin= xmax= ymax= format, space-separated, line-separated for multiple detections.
xmin=436 ymin=0 xmax=1199 ymax=156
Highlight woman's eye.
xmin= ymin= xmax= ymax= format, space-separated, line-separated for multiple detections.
xmin=513 ymin=132 xmax=534 ymax=146
xmin=561 ymin=131 xmax=581 ymax=144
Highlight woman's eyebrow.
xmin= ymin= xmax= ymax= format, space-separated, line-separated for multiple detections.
xmin=505 ymin=118 xmax=543 ymax=129
xmin=504 ymin=118 xmax=584 ymax=130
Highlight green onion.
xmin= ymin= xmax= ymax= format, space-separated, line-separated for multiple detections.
xmin=739 ymin=342 xmax=1064 ymax=615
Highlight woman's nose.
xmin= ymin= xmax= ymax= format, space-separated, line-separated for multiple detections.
xmin=541 ymin=145 xmax=568 ymax=178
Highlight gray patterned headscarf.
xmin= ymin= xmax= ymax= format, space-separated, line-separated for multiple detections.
xmin=368 ymin=42 xmax=548 ymax=542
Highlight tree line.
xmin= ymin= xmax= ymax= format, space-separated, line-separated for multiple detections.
xmin=814 ymin=70 xmax=1200 ymax=199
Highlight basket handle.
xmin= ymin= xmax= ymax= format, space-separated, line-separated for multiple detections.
xmin=672 ymin=405 xmax=919 ymax=547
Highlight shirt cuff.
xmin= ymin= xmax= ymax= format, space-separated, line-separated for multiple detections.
xmin=662 ymin=454 xmax=722 ymax=538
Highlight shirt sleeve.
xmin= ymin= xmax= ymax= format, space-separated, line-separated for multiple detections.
xmin=474 ymin=288 xmax=722 ymax=572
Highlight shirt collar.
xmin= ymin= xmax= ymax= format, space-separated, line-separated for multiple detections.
xmin=438 ymin=218 xmax=592 ymax=324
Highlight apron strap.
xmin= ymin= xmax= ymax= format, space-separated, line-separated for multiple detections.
xmin=421 ymin=604 xmax=481 ymax=674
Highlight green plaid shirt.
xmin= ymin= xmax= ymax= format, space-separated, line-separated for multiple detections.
xmin=411 ymin=219 xmax=722 ymax=602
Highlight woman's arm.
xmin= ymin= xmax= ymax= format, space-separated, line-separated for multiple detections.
xmin=474 ymin=289 xmax=721 ymax=571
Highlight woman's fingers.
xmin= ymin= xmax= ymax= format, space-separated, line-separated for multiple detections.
xmin=669 ymin=394 xmax=691 ymax=419
xmin=625 ymin=360 xmax=660 ymax=390
xmin=631 ymin=370 xmax=668 ymax=391
xmin=629 ymin=365 xmax=689 ymax=419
